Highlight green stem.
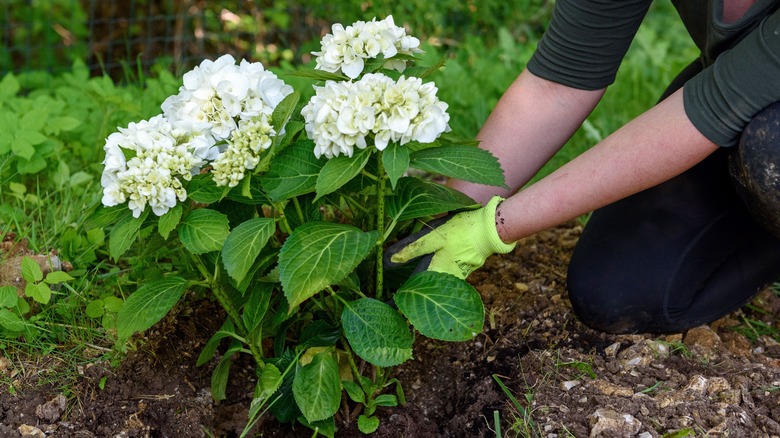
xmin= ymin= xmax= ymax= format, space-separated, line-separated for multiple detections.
xmin=375 ymin=151 xmax=386 ymax=301
xmin=274 ymin=202 xmax=293 ymax=235
xmin=292 ymin=196 xmax=305 ymax=225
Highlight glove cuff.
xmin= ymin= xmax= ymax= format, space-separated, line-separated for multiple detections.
xmin=481 ymin=196 xmax=517 ymax=255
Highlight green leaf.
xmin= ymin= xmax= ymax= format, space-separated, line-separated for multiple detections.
xmin=20 ymin=256 xmax=44 ymax=283
xmin=315 ymin=148 xmax=371 ymax=201
xmin=373 ymin=394 xmax=398 ymax=407
xmin=25 ymin=283 xmax=51 ymax=304
xmin=0 ymin=73 xmax=20 ymax=100
xmin=299 ymin=416 xmax=336 ymax=438
xmin=0 ymin=286 xmax=18 ymax=308
xmin=395 ymin=271 xmax=484 ymax=341
xmin=242 ymin=282 xmax=273 ymax=333
xmin=103 ymin=296 xmax=124 ymax=312
xmin=85 ymin=204 xmax=132 ymax=230
xmin=222 ymin=218 xmax=275 ymax=284
xmin=226 ymin=177 xmax=270 ymax=205
xmin=48 ymin=116 xmax=81 ymax=133
xmin=279 ymin=222 xmax=378 ymax=310
xmin=0 ymin=308 xmax=25 ymax=332
xmin=11 ymin=138 xmax=35 ymax=160
xmin=358 ymin=415 xmax=380 ymax=434
xmin=292 ymin=352 xmax=341 ymax=423
xmin=382 ymin=143 xmax=409 ymax=190
xmin=186 ymin=174 xmax=224 ymax=203
xmin=157 ymin=203 xmax=183 ymax=239
xmin=109 ymin=210 xmax=148 ymax=261
xmin=341 ymin=298 xmax=413 ymax=366
xmin=44 ymin=271 xmax=74 ymax=284
xmin=341 ymin=380 xmax=365 ymax=404
xmin=116 ymin=277 xmax=188 ymax=343
xmin=386 ymin=177 xmax=477 ymax=222
xmin=271 ymin=91 xmax=300 ymax=141
xmin=260 ymin=140 xmax=324 ymax=202
xmin=410 ymin=145 xmax=507 ymax=188
xmin=196 ymin=323 xmax=240 ymax=366
xmin=179 ymin=209 xmax=230 ymax=255
xmin=258 ymin=363 xmax=283 ymax=398
xmin=15 ymin=130 xmax=47 ymax=146
xmin=17 ymin=154 xmax=47 ymax=174
xmin=285 ymin=69 xmax=348 ymax=81
xmin=86 ymin=300 xmax=105 ymax=318
xmin=211 ymin=343 xmax=243 ymax=401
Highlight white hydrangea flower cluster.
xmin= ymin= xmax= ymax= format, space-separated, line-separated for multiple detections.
xmin=102 ymin=56 xmax=294 ymax=216
xmin=101 ymin=115 xmax=208 ymax=218
xmin=211 ymin=114 xmax=275 ymax=187
xmin=301 ymin=73 xmax=451 ymax=159
xmin=313 ymin=16 xmax=423 ymax=80
xmin=161 ymin=54 xmax=293 ymax=141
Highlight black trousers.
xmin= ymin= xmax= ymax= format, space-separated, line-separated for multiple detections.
xmin=567 ymin=60 xmax=780 ymax=334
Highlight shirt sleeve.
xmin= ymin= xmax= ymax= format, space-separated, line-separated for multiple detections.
xmin=527 ymin=0 xmax=652 ymax=90
xmin=683 ymin=9 xmax=780 ymax=147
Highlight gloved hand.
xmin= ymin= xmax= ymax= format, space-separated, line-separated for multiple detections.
xmin=384 ymin=196 xmax=517 ymax=279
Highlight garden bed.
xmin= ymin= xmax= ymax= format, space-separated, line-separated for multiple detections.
xmin=3 ymin=221 xmax=780 ymax=437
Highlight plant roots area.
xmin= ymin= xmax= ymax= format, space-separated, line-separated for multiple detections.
xmin=3 ymin=221 xmax=780 ymax=437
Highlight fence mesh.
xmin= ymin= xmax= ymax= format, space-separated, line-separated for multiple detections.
xmin=1 ymin=0 xmax=323 ymax=79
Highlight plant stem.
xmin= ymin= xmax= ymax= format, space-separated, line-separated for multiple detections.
xmin=375 ymin=151 xmax=386 ymax=301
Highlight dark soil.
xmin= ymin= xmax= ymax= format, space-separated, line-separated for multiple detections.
xmin=3 ymin=221 xmax=780 ymax=437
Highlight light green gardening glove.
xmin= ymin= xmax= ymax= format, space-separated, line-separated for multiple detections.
xmin=385 ymin=196 xmax=517 ymax=279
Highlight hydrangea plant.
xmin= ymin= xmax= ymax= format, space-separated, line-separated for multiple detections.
xmin=94 ymin=16 xmax=506 ymax=436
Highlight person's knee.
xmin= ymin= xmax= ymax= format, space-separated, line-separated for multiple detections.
xmin=567 ymin=257 xmax=650 ymax=334
xmin=730 ymin=101 xmax=780 ymax=237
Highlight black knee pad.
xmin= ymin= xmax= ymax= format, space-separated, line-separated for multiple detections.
xmin=729 ymin=101 xmax=780 ymax=238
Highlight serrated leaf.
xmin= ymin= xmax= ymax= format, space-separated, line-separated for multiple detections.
xmin=186 ymin=174 xmax=224 ymax=203
xmin=49 ymin=116 xmax=81 ymax=132
xmin=341 ymin=298 xmax=413 ymax=366
xmin=258 ymin=363 xmax=283 ymax=398
xmin=109 ymin=210 xmax=148 ymax=261
xmin=410 ymin=145 xmax=507 ymax=188
xmin=179 ymin=209 xmax=230 ymax=254
xmin=222 ymin=218 xmax=275 ymax=284
xmin=0 ymin=286 xmax=18 ymax=308
xmin=382 ymin=143 xmax=409 ymax=190
xmin=20 ymin=256 xmax=44 ymax=283
xmin=226 ymin=177 xmax=271 ymax=205
xmin=292 ymin=352 xmax=341 ymax=423
xmin=116 ymin=277 xmax=188 ymax=343
xmin=11 ymin=138 xmax=35 ymax=160
xmin=157 ymin=203 xmax=183 ymax=239
xmin=395 ymin=271 xmax=484 ymax=341
xmin=315 ymin=148 xmax=371 ymax=200
xmin=103 ymin=296 xmax=124 ymax=312
xmin=242 ymin=282 xmax=273 ymax=333
xmin=386 ymin=177 xmax=477 ymax=221
xmin=260 ymin=140 xmax=324 ymax=201
xmin=279 ymin=222 xmax=378 ymax=310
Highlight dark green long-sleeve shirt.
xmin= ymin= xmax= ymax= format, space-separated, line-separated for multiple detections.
xmin=527 ymin=0 xmax=780 ymax=147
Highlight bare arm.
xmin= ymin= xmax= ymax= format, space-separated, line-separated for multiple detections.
xmin=495 ymin=86 xmax=719 ymax=243
xmin=448 ymin=69 xmax=605 ymax=201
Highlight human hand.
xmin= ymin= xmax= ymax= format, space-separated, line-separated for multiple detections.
xmin=384 ymin=196 xmax=517 ymax=279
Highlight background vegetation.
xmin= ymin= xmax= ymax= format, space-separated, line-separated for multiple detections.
xmin=1 ymin=0 xmax=701 ymax=408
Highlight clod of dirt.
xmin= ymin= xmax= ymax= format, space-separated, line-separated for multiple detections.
xmin=35 ymin=394 xmax=67 ymax=422
xmin=588 ymin=408 xmax=642 ymax=437
xmin=17 ymin=424 xmax=45 ymax=438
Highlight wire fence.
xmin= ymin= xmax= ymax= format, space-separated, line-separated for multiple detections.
xmin=1 ymin=0 xmax=323 ymax=79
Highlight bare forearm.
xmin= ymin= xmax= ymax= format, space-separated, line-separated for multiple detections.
xmin=448 ymin=69 xmax=605 ymax=202
xmin=495 ymin=88 xmax=719 ymax=242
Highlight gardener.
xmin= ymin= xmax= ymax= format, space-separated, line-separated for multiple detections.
xmin=387 ymin=0 xmax=780 ymax=334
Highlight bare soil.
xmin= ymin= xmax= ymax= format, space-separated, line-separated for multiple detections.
xmin=3 ymin=221 xmax=780 ymax=437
